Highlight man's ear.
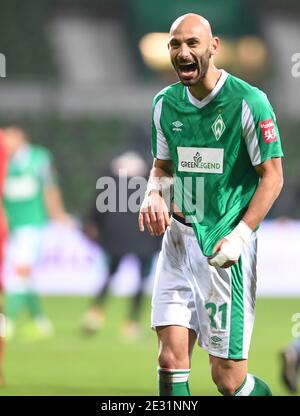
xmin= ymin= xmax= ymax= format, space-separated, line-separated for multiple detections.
xmin=210 ymin=36 xmax=220 ymax=56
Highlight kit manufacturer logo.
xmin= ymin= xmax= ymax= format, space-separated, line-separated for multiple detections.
xmin=172 ymin=120 xmax=183 ymax=132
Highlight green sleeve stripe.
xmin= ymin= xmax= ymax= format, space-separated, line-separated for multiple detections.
xmin=228 ymin=258 xmax=244 ymax=358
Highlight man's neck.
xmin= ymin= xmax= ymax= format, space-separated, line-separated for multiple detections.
xmin=12 ymin=142 xmax=30 ymax=162
xmin=188 ymin=66 xmax=222 ymax=101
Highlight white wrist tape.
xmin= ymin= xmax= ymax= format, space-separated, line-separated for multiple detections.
xmin=228 ymin=221 xmax=253 ymax=244
xmin=209 ymin=221 xmax=252 ymax=268
xmin=145 ymin=180 xmax=161 ymax=196
xmin=145 ymin=177 xmax=173 ymax=199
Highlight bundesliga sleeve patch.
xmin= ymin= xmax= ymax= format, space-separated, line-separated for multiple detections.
xmin=260 ymin=118 xmax=277 ymax=143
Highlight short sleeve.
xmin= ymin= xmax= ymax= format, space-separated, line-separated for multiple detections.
xmin=38 ymin=149 xmax=58 ymax=186
xmin=242 ymin=92 xmax=284 ymax=166
xmin=151 ymin=95 xmax=171 ymax=160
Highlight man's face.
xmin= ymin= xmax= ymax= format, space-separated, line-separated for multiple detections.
xmin=168 ymin=25 xmax=212 ymax=86
xmin=2 ymin=128 xmax=27 ymax=158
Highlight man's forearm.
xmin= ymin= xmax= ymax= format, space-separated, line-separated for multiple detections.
xmin=242 ymin=174 xmax=283 ymax=230
xmin=44 ymin=186 xmax=68 ymax=222
xmin=209 ymin=160 xmax=283 ymax=267
xmin=146 ymin=159 xmax=173 ymax=195
xmin=149 ymin=164 xmax=173 ymax=181
xmin=139 ymin=159 xmax=172 ymax=235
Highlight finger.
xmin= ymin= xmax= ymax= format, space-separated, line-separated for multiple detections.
xmin=208 ymin=251 xmax=227 ymax=268
xmin=138 ymin=212 xmax=144 ymax=232
xmin=212 ymin=242 xmax=222 ymax=254
xmin=212 ymin=238 xmax=227 ymax=254
xmin=149 ymin=204 xmax=157 ymax=222
xmin=144 ymin=212 xmax=155 ymax=236
xmin=163 ymin=210 xmax=171 ymax=227
xmin=157 ymin=214 xmax=166 ymax=236
xmin=149 ymin=205 xmax=161 ymax=235
xmin=221 ymin=260 xmax=236 ymax=269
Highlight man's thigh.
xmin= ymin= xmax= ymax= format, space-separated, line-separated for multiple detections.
xmin=151 ymin=220 xmax=200 ymax=334
xmin=5 ymin=226 xmax=43 ymax=292
xmin=7 ymin=226 xmax=43 ymax=269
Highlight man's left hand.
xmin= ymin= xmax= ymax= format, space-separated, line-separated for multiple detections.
xmin=208 ymin=221 xmax=253 ymax=268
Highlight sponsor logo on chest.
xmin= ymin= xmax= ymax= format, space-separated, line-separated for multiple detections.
xmin=177 ymin=147 xmax=224 ymax=174
xmin=4 ymin=174 xmax=39 ymax=200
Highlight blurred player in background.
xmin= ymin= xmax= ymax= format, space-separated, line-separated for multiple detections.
xmin=280 ymin=338 xmax=300 ymax=393
xmin=139 ymin=14 xmax=283 ymax=396
xmin=0 ymin=129 xmax=7 ymax=385
xmin=81 ymin=146 xmax=161 ymax=340
xmin=2 ymin=126 xmax=70 ymax=341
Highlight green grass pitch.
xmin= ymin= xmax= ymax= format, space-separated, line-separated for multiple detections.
xmin=0 ymin=296 xmax=299 ymax=396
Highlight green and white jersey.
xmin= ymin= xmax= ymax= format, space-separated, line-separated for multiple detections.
xmin=3 ymin=144 xmax=57 ymax=231
xmin=151 ymin=70 xmax=283 ymax=256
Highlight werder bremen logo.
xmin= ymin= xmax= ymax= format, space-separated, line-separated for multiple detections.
xmin=193 ymin=152 xmax=202 ymax=167
xmin=212 ymin=114 xmax=226 ymax=141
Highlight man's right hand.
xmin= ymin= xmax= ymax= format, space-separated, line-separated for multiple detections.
xmin=138 ymin=191 xmax=171 ymax=236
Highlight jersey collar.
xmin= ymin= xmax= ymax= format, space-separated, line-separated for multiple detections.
xmin=12 ymin=143 xmax=31 ymax=166
xmin=186 ymin=69 xmax=229 ymax=109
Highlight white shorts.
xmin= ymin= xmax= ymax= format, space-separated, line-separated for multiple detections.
xmin=151 ymin=217 xmax=257 ymax=360
xmin=5 ymin=226 xmax=43 ymax=293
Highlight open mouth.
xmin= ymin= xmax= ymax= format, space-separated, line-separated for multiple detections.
xmin=177 ymin=62 xmax=198 ymax=77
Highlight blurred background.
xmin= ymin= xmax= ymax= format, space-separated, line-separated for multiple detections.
xmin=0 ymin=0 xmax=299 ymax=396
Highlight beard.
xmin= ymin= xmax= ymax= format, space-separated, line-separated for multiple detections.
xmin=197 ymin=50 xmax=211 ymax=81
xmin=174 ymin=49 xmax=212 ymax=86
